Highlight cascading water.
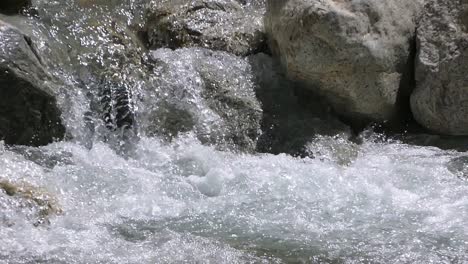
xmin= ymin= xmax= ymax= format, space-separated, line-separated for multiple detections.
xmin=0 ymin=1 xmax=467 ymax=263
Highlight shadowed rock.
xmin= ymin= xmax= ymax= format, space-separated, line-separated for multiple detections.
xmin=0 ymin=0 xmax=31 ymax=15
xmin=0 ymin=21 xmax=65 ymax=146
xmin=142 ymin=48 xmax=350 ymax=154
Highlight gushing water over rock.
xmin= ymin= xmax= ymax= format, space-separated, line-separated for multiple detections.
xmin=0 ymin=0 xmax=467 ymax=263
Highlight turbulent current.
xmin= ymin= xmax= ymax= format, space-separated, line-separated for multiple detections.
xmin=0 ymin=0 xmax=467 ymax=263
xmin=1 ymin=134 xmax=468 ymax=263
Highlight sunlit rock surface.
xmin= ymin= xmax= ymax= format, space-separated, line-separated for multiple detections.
xmin=145 ymin=0 xmax=267 ymax=56
xmin=266 ymin=0 xmax=422 ymax=124
xmin=305 ymin=135 xmax=359 ymax=166
xmin=7 ymin=0 xmax=151 ymax=146
xmin=0 ymin=21 xmax=65 ymax=146
xmin=250 ymin=53 xmax=351 ymax=155
xmin=411 ymin=0 xmax=468 ymax=135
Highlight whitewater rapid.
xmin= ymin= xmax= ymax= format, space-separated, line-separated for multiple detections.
xmin=0 ymin=0 xmax=467 ymax=262
xmin=1 ymin=133 xmax=467 ymax=263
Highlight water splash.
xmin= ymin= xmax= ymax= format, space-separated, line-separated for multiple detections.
xmin=0 ymin=135 xmax=467 ymax=263
xmin=0 ymin=1 xmax=467 ymax=263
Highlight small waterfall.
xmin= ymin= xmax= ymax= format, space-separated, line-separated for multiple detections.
xmin=0 ymin=1 xmax=467 ymax=263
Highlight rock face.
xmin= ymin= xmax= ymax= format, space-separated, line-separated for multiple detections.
xmin=265 ymin=0 xmax=422 ymax=124
xmin=410 ymin=0 xmax=468 ymax=135
xmin=141 ymin=48 xmax=350 ymax=154
xmin=145 ymin=0 xmax=266 ymax=56
xmin=0 ymin=0 xmax=31 ymax=14
xmin=0 ymin=179 xmax=62 ymax=226
xmin=0 ymin=21 xmax=65 ymax=146
xmin=143 ymin=48 xmax=263 ymax=152
xmin=249 ymin=53 xmax=351 ymax=156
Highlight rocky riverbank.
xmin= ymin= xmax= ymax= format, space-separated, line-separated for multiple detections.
xmin=0 ymin=1 xmax=467 ymax=263
xmin=266 ymin=0 xmax=468 ymax=136
xmin=1 ymin=0 xmax=467 ymax=150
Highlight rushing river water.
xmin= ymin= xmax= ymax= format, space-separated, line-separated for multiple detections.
xmin=1 ymin=134 xmax=468 ymax=263
xmin=1 ymin=1 xmax=468 ymax=263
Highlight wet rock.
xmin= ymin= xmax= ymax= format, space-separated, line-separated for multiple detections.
xmin=236 ymin=0 xmax=266 ymax=8
xmin=265 ymin=0 xmax=422 ymax=125
xmin=305 ymin=135 xmax=360 ymax=166
xmin=249 ymin=53 xmax=352 ymax=156
xmin=143 ymin=48 xmax=263 ymax=152
xmin=0 ymin=0 xmax=31 ymax=15
xmin=0 ymin=21 xmax=65 ymax=146
xmin=42 ymin=4 xmax=148 ymax=145
xmin=145 ymin=0 xmax=266 ymax=56
xmin=410 ymin=0 xmax=468 ymax=135
xmin=0 ymin=179 xmax=62 ymax=226
xmin=8 ymin=145 xmax=74 ymax=169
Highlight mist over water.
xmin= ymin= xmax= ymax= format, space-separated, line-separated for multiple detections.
xmin=0 ymin=1 xmax=467 ymax=263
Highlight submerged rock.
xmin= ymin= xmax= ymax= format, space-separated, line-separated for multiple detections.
xmin=0 ymin=21 xmax=65 ymax=146
xmin=305 ymin=135 xmax=359 ymax=166
xmin=0 ymin=179 xmax=62 ymax=226
xmin=35 ymin=1 xmax=148 ymax=146
xmin=143 ymin=48 xmax=263 ymax=152
xmin=265 ymin=0 xmax=422 ymax=125
xmin=145 ymin=0 xmax=266 ymax=56
xmin=410 ymin=0 xmax=468 ymax=135
xmin=0 ymin=0 xmax=31 ymax=15
xmin=447 ymin=156 xmax=468 ymax=179
xmin=8 ymin=145 xmax=74 ymax=169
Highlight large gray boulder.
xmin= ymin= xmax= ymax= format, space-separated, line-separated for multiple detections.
xmin=410 ymin=0 xmax=468 ymax=135
xmin=145 ymin=0 xmax=266 ymax=56
xmin=265 ymin=0 xmax=422 ymax=124
xmin=0 ymin=21 xmax=65 ymax=146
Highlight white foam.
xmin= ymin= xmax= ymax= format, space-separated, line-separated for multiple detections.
xmin=0 ymin=136 xmax=467 ymax=263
